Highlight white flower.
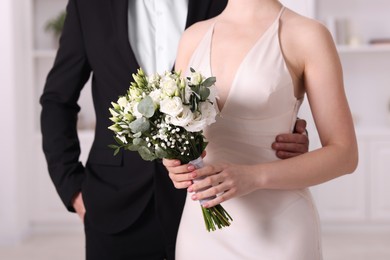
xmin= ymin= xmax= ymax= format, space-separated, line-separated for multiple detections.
xmin=129 ymin=88 xmax=142 ymax=101
xmin=184 ymin=111 xmax=208 ymax=132
xmin=116 ymin=134 xmax=128 ymax=144
xmin=179 ymin=78 xmax=186 ymax=89
xmin=161 ymin=75 xmax=179 ymax=97
xmin=166 ymin=106 xmax=194 ymax=127
xmin=190 ymin=72 xmax=203 ymax=85
xmin=117 ymin=96 xmax=128 ymax=108
xmin=109 ymin=108 xmax=120 ymax=117
xmin=149 ymin=89 xmax=162 ymax=105
xmin=184 ymin=102 xmax=217 ymax=132
xmin=123 ymin=102 xmax=132 ymax=115
xmin=148 ymin=73 xmax=160 ymax=88
xmin=184 ymin=85 xmax=193 ymax=103
xmin=160 ymin=97 xmax=184 ymax=117
xmin=199 ymin=101 xmax=217 ymax=125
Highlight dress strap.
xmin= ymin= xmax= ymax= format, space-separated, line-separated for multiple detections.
xmin=277 ymin=6 xmax=286 ymax=20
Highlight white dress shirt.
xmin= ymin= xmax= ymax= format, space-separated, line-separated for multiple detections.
xmin=128 ymin=0 xmax=189 ymax=75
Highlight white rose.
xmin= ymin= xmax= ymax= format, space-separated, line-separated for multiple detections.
xmin=167 ymin=106 xmax=194 ymax=127
xmin=160 ymin=97 xmax=184 ymax=117
xmin=184 ymin=111 xmax=208 ymax=132
xmin=184 ymin=102 xmax=217 ymax=132
xmin=161 ymin=76 xmax=179 ymax=97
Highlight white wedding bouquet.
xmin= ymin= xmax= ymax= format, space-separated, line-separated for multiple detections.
xmin=108 ymin=68 xmax=232 ymax=231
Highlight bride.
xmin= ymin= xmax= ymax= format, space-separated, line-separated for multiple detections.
xmin=164 ymin=0 xmax=358 ymax=259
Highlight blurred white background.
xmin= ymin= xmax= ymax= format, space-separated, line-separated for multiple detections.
xmin=1 ymin=0 xmax=390 ymax=259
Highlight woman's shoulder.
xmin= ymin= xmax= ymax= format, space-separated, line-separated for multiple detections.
xmin=282 ymin=9 xmax=336 ymax=56
xmin=284 ymin=9 xmax=331 ymax=38
xmin=175 ymin=18 xmax=216 ymax=71
xmin=181 ymin=18 xmax=216 ymax=47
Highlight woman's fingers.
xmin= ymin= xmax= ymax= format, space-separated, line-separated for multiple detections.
xmin=163 ymin=158 xmax=198 ymax=189
xmin=162 ymin=158 xmax=180 ymax=167
xmin=187 ymin=163 xmax=256 ymax=207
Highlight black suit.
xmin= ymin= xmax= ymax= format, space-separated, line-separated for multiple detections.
xmin=40 ymin=0 xmax=227 ymax=259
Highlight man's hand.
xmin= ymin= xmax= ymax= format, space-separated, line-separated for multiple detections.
xmin=72 ymin=192 xmax=86 ymax=222
xmin=272 ymin=118 xmax=309 ymax=159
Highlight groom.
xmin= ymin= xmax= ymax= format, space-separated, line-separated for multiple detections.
xmin=40 ymin=0 xmax=309 ymax=259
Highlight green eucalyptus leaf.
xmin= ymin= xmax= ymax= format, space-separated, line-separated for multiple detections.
xmin=108 ymin=144 xmax=119 ymax=149
xmin=138 ymin=146 xmax=156 ymax=161
xmin=199 ymin=86 xmax=210 ymax=101
xmin=192 ymin=85 xmax=200 ymax=93
xmin=202 ymin=77 xmax=216 ymax=88
xmin=113 ymin=148 xmax=120 ymax=156
xmin=126 ymin=143 xmax=139 ymax=151
xmin=155 ymin=146 xmax=168 ymax=159
xmin=138 ymin=96 xmax=155 ymax=118
xmin=133 ymin=137 xmax=147 ymax=147
xmin=129 ymin=117 xmax=150 ymax=133
xmin=133 ymin=132 xmax=142 ymax=138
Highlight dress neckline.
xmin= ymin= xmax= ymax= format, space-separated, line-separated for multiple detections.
xmin=208 ymin=6 xmax=286 ymax=114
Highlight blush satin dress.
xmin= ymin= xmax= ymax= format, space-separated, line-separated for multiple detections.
xmin=176 ymin=7 xmax=323 ymax=260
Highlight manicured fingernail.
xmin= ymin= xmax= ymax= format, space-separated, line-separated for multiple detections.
xmin=174 ymin=160 xmax=181 ymax=166
xmin=191 ymin=194 xmax=197 ymax=200
xmin=187 ymin=165 xmax=195 ymax=171
xmin=202 ymin=203 xmax=209 ymax=208
xmin=187 ymin=186 xmax=193 ymax=192
xmin=191 ymin=172 xmax=197 ymax=178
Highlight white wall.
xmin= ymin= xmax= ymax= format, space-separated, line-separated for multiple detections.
xmin=0 ymin=0 xmax=33 ymax=245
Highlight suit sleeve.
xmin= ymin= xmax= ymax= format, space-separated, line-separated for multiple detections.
xmin=40 ymin=0 xmax=91 ymax=212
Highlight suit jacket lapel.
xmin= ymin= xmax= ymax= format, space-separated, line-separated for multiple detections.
xmin=109 ymin=0 xmax=139 ymax=70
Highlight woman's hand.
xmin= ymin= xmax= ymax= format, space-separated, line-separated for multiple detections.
xmin=187 ymin=162 xmax=259 ymax=208
xmin=162 ymin=158 xmax=196 ymax=189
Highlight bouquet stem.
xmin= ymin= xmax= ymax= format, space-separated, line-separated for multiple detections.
xmin=190 ymin=157 xmax=233 ymax=231
xmin=201 ymin=204 xmax=233 ymax=232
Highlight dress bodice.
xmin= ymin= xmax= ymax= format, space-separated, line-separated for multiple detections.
xmin=186 ymin=7 xmax=303 ymax=165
